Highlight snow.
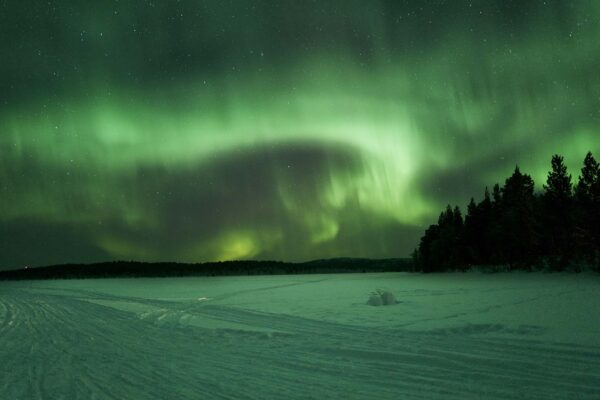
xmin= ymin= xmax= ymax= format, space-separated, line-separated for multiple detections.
xmin=1 ymin=272 xmax=599 ymax=399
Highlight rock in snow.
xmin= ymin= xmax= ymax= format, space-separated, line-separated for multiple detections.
xmin=367 ymin=289 xmax=397 ymax=306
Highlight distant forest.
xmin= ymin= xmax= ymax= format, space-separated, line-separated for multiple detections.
xmin=0 ymin=258 xmax=412 ymax=280
xmin=413 ymin=152 xmax=600 ymax=272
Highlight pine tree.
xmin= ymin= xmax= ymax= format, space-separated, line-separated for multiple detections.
xmin=479 ymin=187 xmax=493 ymax=264
xmin=451 ymin=206 xmax=466 ymax=269
xmin=452 ymin=206 xmax=463 ymax=229
xmin=464 ymin=198 xmax=481 ymax=265
xmin=488 ymin=183 xmax=504 ymax=264
xmin=574 ymin=152 xmax=600 ymax=264
xmin=416 ymin=224 xmax=441 ymax=273
xmin=575 ymin=152 xmax=599 ymax=201
xmin=438 ymin=205 xmax=457 ymax=271
xmin=541 ymin=155 xmax=573 ymax=269
xmin=500 ymin=166 xmax=538 ymax=268
xmin=544 ymin=155 xmax=572 ymax=201
xmin=463 ymin=188 xmax=494 ymax=266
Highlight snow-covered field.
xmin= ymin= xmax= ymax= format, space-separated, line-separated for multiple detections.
xmin=1 ymin=272 xmax=599 ymax=399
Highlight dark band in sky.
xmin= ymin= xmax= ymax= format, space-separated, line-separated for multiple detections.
xmin=1 ymin=1 xmax=599 ymax=269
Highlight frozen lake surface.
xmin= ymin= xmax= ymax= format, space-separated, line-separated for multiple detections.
xmin=1 ymin=272 xmax=599 ymax=399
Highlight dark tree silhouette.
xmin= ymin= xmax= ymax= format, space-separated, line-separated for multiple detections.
xmin=541 ymin=155 xmax=573 ymax=269
xmin=574 ymin=152 xmax=600 ymax=266
xmin=414 ymin=152 xmax=599 ymax=272
xmin=414 ymin=205 xmax=465 ymax=272
xmin=0 ymin=258 xmax=414 ymax=280
xmin=498 ymin=166 xmax=538 ymax=268
xmin=464 ymin=188 xmax=493 ymax=266
xmin=464 ymin=197 xmax=480 ymax=264
xmin=488 ymin=183 xmax=504 ymax=264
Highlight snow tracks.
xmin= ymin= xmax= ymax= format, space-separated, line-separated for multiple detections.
xmin=1 ymin=285 xmax=599 ymax=399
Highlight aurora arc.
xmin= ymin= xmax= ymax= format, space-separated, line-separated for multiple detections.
xmin=1 ymin=1 xmax=599 ymax=269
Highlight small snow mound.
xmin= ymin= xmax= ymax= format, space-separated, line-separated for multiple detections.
xmin=367 ymin=289 xmax=397 ymax=306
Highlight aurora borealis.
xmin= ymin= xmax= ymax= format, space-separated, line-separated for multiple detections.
xmin=1 ymin=1 xmax=599 ymax=269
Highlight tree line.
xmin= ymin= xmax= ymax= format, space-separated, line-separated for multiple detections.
xmin=413 ymin=152 xmax=600 ymax=272
xmin=0 ymin=258 xmax=413 ymax=280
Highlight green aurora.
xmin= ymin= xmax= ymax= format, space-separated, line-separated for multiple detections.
xmin=1 ymin=1 xmax=599 ymax=268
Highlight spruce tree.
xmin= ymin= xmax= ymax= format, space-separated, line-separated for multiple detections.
xmin=544 ymin=155 xmax=572 ymax=201
xmin=575 ymin=152 xmax=599 ymax=201
xmin=541 ymin=155 xmax=573 ymax=269
xmin=574 ymin=152 xmax=600 ymax=264
xmin=488 ymin=183 xmax=504 ymax=264
xmin=452 ymin=206 xmax=466 ymax=269
xmin=479 ymin=187 xmax=493 ymax=264
xmin=464 ymin=198 xmax=478 ymax=264
xmin=500 ymin=166 xmax=537 ymax=268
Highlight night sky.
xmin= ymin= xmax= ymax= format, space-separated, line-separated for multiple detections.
xmin=1 ymin=1 xmax=599 ymax=269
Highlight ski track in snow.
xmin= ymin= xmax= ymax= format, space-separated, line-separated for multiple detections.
xmin=1 ymin=278 xmax=599 ymax=399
